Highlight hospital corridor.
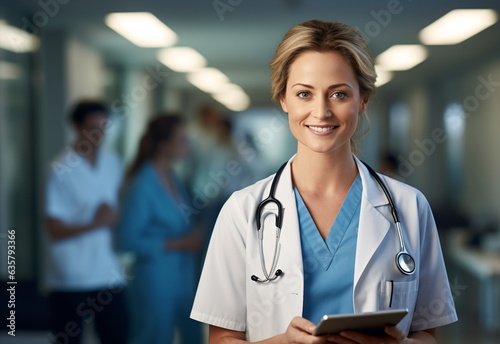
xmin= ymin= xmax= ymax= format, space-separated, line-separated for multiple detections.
xmin=1 ymin=1 xmax=500 ymax=343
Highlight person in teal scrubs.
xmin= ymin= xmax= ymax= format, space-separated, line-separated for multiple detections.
xmin=117 ymin=115 xmax=203 ymax=344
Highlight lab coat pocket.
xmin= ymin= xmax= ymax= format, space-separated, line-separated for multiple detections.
xmin=380 ymin=280 xmax=418 ymax=310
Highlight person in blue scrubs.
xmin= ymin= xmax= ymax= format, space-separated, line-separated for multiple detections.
xmin=117 ymin=114 xmax=203 ymax=344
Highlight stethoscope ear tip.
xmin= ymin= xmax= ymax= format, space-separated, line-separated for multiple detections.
xmin=251 ymin=275 xmax=259 ymax=282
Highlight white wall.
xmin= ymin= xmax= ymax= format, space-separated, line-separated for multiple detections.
xmin=64 ymin=37 xmax=106 ymax=143
xmin=66 ymin=38 xmax=105 ymax=106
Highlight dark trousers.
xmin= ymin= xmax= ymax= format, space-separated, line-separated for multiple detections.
xmin=48 ymin=288 xmax=128 ymax=344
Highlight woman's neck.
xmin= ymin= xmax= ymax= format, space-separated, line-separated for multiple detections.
xmin=291 ymin=145 xmax=358 ymax=196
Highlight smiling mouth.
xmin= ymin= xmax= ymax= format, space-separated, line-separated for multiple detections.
xmin=307 ymin=125 xmax=339 ymax=132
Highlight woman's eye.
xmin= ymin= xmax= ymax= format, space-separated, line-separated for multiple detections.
xmin=332 ymin=91 xmax=346 ymax=99
xmin=297 ymin=91 xmax=310 ymax=99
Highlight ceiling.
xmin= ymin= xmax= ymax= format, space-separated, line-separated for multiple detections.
xmin=11 ymin=0 xmax=500 ymax=108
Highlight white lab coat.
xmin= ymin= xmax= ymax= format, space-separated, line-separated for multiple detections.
xmin=191 ymin=156 xmax=458 ymax=342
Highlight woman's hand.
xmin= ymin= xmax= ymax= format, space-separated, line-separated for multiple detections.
xmin=326 ymin=326 xmax=409 ymax=344
xmin=280 ymin=316 xmax=328 ymax=344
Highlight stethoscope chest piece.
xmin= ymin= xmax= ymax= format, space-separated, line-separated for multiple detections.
xmin=396 ymin=250 xmax=416 ymax=275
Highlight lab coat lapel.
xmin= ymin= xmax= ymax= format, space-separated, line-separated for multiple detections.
xmin=353 ymin=158 xmax=392 ymax=291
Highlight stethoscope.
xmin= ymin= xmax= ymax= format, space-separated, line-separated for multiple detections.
xmin=250 ymin=161 xmax=416 ymax=283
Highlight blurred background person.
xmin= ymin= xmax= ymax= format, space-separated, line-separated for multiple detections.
xmin=215 ymin=117 xmax=252 ymax=197
xmin=43 ymin=100 xmax=128 ymax=344
xmin=197 ymin=116 xmax=254 ymax=253
xmin=379 ymin=152 xmax=403 ymax=181
xmin=184 ymin=105 xmax=223 ymax=192
xmin=117 ymin=114 xmax=203 ymax=344
xmin=183 ymin=106 xmax=230 ymax=254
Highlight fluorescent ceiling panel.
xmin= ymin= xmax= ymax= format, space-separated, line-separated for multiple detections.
xmin=212 ymin=83 xmax=244 ymax=95
xmin=376 ymin=45 xmax=428 ymax=71
xmin=0 ymin=20 xmax=39 ymax=53
xmin=212 ymin=84 xmax=250 ymax=111
xmin=420 ymin=9 xmax=498 ymax=45
xmin=187 ymin=69 xmax=250 ymax=111
xmin=157 ymin=47 xmax=206 ymax=73
xmin=187 ymin=68 xmax=229 ymax=93
xmin=105 ymin=12 xmax=177 ymax=47
xmin=213 ymin=91 xmax=250 ymax=112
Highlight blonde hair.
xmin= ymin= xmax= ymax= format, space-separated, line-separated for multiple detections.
xmin=269 ymin=20 xmax=377 ymax=153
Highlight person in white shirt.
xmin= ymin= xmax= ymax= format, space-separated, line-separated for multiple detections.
xmin=44 ymin=100 xmax=128 ymax=344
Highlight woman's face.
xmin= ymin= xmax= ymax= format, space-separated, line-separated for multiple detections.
xmin=280 ymin=51 xmax=367 ymax=156
xmin=160 ymin=125 xmax=189 ymax=160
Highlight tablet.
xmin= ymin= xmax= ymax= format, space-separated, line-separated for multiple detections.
xmin=313 ymin=309 xmax=408 ymax=337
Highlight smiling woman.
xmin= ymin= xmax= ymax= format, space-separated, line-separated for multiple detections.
xmin=280 ymin=51 xmax=366 ymax=158
xmin=270 ymin=20 xmax=376 ymax=155
xmin=190 ymin=19 xmax=458 ymax=344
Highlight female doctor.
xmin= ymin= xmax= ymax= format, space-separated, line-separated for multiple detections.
xmin=191 ymin=20 xmax=458 ymax=344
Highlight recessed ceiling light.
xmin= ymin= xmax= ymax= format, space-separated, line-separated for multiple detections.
xmin=0 ymin=20 xmax=39 ymax=53
xmin=157 ymin=47 xmax=206 ymax=73
xmin=187 ymin=69 xmax=250 ymax=111
xmin=420 ymin=9 xmax=498 ymax=45
xmin=187 ymin=68 xmax=229 ymax=93
xmin=212 ymin=83 xmax=244 ymax=95
xmin=376 ymin=45 xmax=428 ymax=71
xmin=213 ymin=90 xmax=250 ymax=112
xmin=105 ymin=12 xmax=177 ymax=47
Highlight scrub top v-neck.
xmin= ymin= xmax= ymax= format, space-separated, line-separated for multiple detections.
xmin=293 ymin=175 xmax=362 ymax=324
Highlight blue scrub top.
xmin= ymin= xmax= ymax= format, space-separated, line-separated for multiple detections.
xmin=294 ymin=175 xmax=362 ymax=324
